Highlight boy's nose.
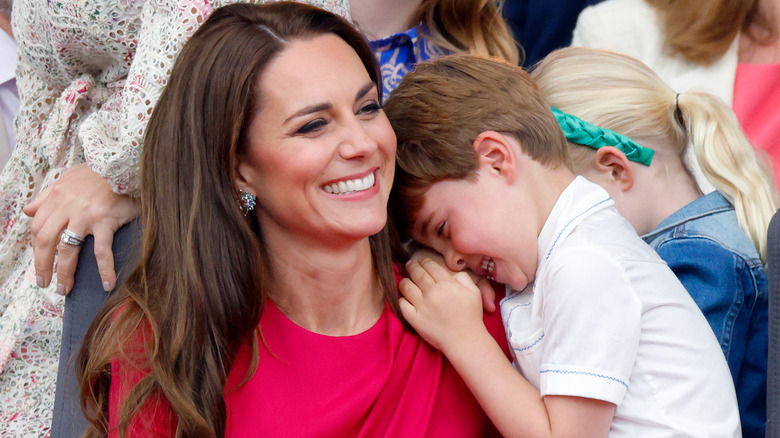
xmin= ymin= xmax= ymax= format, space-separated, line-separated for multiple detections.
xmin=444 ymin=248 xmax=467 ymax=272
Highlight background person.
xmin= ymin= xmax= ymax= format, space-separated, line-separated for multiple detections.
xmin=532 ymin=46 xmax=777 ymax=437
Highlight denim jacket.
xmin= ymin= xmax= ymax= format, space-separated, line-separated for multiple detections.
xmin=642 ymin=191 xmax=767 ymax=438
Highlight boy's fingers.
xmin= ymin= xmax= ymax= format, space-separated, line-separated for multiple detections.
xmin=398 ymin=297 xmax=417 ymax=322
xmin=453 ymin=271 xmax=480 ymax=293
xmin=406 ymin=260 xmax=435 ymax=289
xmin=419 ymin=257 xmax=456 ymax=282
xmin=477 ymin=278 xmax=497 ymax=313
xmin=398 ymin=277 xmax=423 ymax=303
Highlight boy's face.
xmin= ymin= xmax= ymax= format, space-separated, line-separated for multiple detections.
xmin=409 ymin=173 xmax=539 ymax=291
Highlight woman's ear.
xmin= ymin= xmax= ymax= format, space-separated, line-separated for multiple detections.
xmin=472 ymin=131 xmax=517 ymax=182
xmin=593 ymin=146 xmax=634 ymax=192
xmin=234 ymin=154 xmax=255 ymax=194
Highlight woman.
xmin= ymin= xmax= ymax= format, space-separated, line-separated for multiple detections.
xmin=78 ymin=3 xmax=507 ymax=437
xmin=1 ymin=0 xmax=350 ymax=434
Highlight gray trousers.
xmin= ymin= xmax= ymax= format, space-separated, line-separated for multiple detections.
xmin=50 ymin=220 xmax=141 ymax=438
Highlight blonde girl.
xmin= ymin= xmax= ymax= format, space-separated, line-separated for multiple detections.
xmin=531 ymin=46 xmax=777 ymax=437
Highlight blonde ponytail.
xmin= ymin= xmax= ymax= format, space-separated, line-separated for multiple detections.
xmin=678 ymin=91 xmax=778 ymax=261
xmin=532 ymin=46 xmax=778 ymax=261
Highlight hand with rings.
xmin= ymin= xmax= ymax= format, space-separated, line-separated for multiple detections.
xmin=59 ymin=229 xmax=85 ymax=247
xmin=23 ymin=163 xmax=140 ymax=295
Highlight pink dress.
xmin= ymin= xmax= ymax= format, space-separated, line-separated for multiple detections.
xmin=109 ymin=297 xmax=509 ymax=437
xmin=733 ymin=62 xmax=780 ymax=190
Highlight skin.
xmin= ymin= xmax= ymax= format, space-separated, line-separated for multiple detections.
xmin=234 ymin=34 xmax=396 ymax=335
xmin=739 ymin=0 xmax=780 ymax=64
xmin=399 ymin=131 xmax=616 ymax=438
xmin=23 ymin=164 xmax=139 ymax=295
xmin=573 ymin=145 xmax=700 ymax=236
xmin=349 ymin=0 xmax=422 ymax=40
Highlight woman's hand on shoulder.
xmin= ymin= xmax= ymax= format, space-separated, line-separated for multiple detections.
xmin=23 ymin=163 xmax=140 ymax=295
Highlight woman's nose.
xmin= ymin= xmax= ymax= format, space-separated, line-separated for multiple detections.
xmin=338 ymin=120 xmax=377 ymax=159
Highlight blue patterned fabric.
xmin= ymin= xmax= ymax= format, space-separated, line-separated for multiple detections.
xmin=369 ymin=25 xmax=447 ymax=99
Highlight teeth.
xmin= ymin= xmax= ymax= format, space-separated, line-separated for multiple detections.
xmin=480 ymin=257 xmax=495 ymax=275
xmin=324 ymin=172 xmax=375 ymax=195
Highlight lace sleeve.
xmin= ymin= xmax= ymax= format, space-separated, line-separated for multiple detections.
xmin=81 ymin=0 xmax=351 ymax=197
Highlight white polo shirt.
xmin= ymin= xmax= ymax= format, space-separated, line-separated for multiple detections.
xmin=500 ymin=176 xmax=740 ymax=437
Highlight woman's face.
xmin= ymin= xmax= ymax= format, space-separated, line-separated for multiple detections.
xmin=237 ymin=34 xmax=396 ymax=248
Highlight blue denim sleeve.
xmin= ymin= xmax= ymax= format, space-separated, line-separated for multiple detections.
xmin=654 ymin=237 xmax=767 ymax=438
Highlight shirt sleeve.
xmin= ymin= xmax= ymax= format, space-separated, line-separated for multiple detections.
xmin=538 ymin=246 xmax=643 ymax=406
xmin=81 ymin=0 xmax=350 ymax=196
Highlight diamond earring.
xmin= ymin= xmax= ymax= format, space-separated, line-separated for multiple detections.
xmin=240 ymin=190 xmax=256 ymax=214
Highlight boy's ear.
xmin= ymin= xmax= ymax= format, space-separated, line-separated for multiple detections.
xmin=593 ymin=146 xmax=634 ymax=191
xmin=472 ymin=131 xmax=517 ymax=182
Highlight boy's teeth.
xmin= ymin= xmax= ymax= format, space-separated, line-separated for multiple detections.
xmin=481 ymin=257 xmax=495 ymax=274
xmin=325 ymin=172 xmax=375 ymax=195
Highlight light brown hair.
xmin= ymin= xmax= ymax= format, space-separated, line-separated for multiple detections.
xmin=77 ymin=3 xmax=401 ymax=437
xmin=384 ymin=54 xmax=569 ymax=238
xmin=646 ymin=0 xmax=776 ymax=64
xmin=413 ymin=0 xmax=521 ymax=64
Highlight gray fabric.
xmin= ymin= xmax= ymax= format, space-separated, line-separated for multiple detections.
xmin=767 ymin=210 xmax=780 ymax=437
xmin=50 ymin=220 xmax=141 ymax=438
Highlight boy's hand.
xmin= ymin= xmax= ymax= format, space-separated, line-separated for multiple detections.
xmin=407 ymin=246 xmax=496 ymax=313
xmin=399 ymin=258 xmax=489 ymax=355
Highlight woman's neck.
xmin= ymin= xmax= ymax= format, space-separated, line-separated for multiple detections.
xmin=263 ymin=233 xmax=384 ymax=336
xmin=350 ymin=0 xmax=423 ymax=40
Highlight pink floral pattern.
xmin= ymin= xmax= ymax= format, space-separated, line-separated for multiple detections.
xmin=0 ymin=0 xmax=350 ymax=435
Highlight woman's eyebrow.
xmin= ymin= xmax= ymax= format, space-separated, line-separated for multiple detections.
xmin=284 ymin=103 xmax=332 ymax=124
xmin=355 ymin=82 xmax=375 ymax=101
xmin=283 ymin=82 xmax=375 ymax=124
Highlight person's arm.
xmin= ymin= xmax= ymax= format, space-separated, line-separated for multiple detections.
xmin=400 ymin=257 xmax=617 ymax=438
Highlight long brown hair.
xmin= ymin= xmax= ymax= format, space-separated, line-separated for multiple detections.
xmin=413 ymin=0 xmax=521 ymax=64
xmin=77 ymin=3 xmax=400 ymax=437
xmin=646 ymin=0 xmax=776 ymax=64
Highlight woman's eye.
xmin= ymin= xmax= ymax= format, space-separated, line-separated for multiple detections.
xmin=296 ymin=119 xmax=327 ymax=134
xmin=358 ymin=101 xmax=380 ymax=116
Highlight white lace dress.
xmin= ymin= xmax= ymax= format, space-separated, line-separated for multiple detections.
xmin=0 ymin=0 xmax=349 ymax=435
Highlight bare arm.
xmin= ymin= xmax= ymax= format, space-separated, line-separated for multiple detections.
xmin=400 ymin=258 xmax=615 ymax=438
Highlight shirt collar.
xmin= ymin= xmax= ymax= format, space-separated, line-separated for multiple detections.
xmin=536 ymin=176 xmax=614 ymax=266
xmin=642 ymin=191 xmax=732 ymax=241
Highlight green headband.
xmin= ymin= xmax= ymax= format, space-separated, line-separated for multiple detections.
xmin=551 ymin=107 xmax=654 ymax=166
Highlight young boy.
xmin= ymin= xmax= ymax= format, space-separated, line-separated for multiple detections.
xmin=384 ymin=54 xmax=741 ymax=437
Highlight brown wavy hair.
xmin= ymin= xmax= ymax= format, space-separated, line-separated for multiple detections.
xmin=77 ymin=3 xmax=401 ymax=437
xmin=414 ymin=0 xmax=521 ymax=64
xmin=646 ymin=0 xmax=776 ymax=64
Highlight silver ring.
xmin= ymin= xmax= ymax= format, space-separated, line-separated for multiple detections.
xmin=60 ymin=229 xmax=85 ymax=246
